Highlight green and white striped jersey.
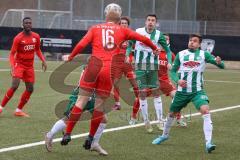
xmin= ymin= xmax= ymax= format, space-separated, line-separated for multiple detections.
xmin=170 ymin=49 xmax=225 ymax=93
xmin=126 ymin=27 xmax=171 ymax=70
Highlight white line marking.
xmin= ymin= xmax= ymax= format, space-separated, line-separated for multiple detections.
xmin=0 ymin=105 xmax=240 ymax=153
xmin=0 ymin=69 xmax=239 ymax=84
xmin=205 ymin=80 xmax=240 ymax=84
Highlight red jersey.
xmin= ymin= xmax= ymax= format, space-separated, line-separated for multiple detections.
xmin=69 ymin=22 xmax=157 ymax=64
xmin=158 ymin=51 xmax=175 ymax=80
xmin=9 ymin=31 xmax=45 ymax=68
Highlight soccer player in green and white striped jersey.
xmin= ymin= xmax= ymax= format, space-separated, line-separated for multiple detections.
xmin=152 ymin=34 xmax=225 ymax=153
xmin=126 ymin=14 xmax=172 ymax=133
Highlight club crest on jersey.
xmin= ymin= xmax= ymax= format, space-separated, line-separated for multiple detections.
xmin=183 ymin=61 xmax=200 ymax=68
xmin=32 ymin=38 xmax=36 ymax=43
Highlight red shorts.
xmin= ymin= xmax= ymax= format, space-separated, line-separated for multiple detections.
xmin=12 ymin=63 xmax=35 ymax=83
xmin=79 ymin=56 xmax=113 ymax=97
xmin=111 ymin=54 xmax=135 ymax=80
xmin=159 ymin=79 xmax=176 ymax=96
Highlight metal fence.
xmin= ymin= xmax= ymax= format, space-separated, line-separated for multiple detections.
xmin=0 ymin=0 xmax=239 ymax=36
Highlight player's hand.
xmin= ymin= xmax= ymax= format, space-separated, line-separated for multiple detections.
xmin=178 ymin=80 xmax=187 ymax=88
xmin=125 ymin=56 xmax=131 ymax=64
xmin=62 ymin=55 xmax=71 ymax=62
xmin=42 ymin=61 xmax=47 ymax=72
xmin=167 ymin=63 xmax=172 ymax=70
xmin=215 ymin=56 xmax=222 ymax=64
xmin=153 ymin=48 xmax=160 ymax=56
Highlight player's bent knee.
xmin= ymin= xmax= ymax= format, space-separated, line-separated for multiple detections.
xmin=200 ymin=105 xmax=209 ymax=114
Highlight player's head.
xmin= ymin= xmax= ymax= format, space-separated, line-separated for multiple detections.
xmin=163 ymin=33 xmax=170 ymax=45
xmin=22 ymin=17 xmax=32 ymax=32
xmin=145 ymin=14 xmax=157 ymax=32
xmin=188 ymin=34 xmax=202 ymax=50
xmin=104 ymin=3 xmax=122 ymax=24
xmin=120 ymin=16 xmax=130 ymax=28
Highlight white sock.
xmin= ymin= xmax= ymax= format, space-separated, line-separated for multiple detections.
xmin=0 ymin=105 xmax=3 ymax=110
xmin=47 ymin=119 xmax=66 ymax=139
xmin=154 ymin=97 xmax=163 ymax=122
xmin=93 ymin=123 xmax=106 ymax=144
xmin=115 ymin=102 xmax=120 ymax=106
xmin=15 ymin=108 xmax=22 ymax=112
xmin=202 ymin=114 xmax=213 ymax=144
xmin=139 ymin=99 xmax=149 ymax=123
xmin=162 ymin=115 xmax=174 ymax=136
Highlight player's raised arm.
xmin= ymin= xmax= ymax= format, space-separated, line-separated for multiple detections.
xmin=68 ymin=28 xmax=93 ymax=61
xmin=125 ymin=28 xmax=158 ymax=51
xmin=204 ymin=51 xmax=225 ymax=69
xmin=158 ymin=32 xmax=172 ymax=65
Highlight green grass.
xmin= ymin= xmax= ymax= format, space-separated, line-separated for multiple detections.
xmin=0 ymin=60 xmax=240 ymax=160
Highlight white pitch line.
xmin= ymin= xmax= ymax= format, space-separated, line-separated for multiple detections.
xmin=0 ymin=105 xmax=240 ymax=153
xmin=205 ymin=80 xmax=240 ymax=84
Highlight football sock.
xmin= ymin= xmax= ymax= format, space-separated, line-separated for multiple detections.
xmin=89 ymin=110 xmax=104 ymax=137
xmin=154 ymin=97 xmax=163 ymax=121
xmin=139 ymin=99 xmax=149 ymax=123
xmin=17 ymin=90 xmax=32 ymax=110
xmin=162 ymin=115 xmax=174 ymax=136
xmin=66 ymin=106 xmax=83 ymax=134
xmin=48 ymin=119 xmax=66 ymax=138
xmin=132 ymin=98 xmax=140 ymax=119
xmin=93 ymin=123 xmax=106 ymax=144
xmin=1 ymin=88 xmax=16 ymax=107
xmin=202 ymin=114 xmax=213 ymax=144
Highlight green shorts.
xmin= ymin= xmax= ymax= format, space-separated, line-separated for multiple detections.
xmin=135 ymin=70 xmax=159 ymax=89
xmin=170 ymin=90 xmax=209 ymax=112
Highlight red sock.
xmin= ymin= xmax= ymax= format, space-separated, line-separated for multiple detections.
xmin=1 ymin=88 xmax=16 ymax=107
xmin=89 ymin=110 xmax=104 ymax=137
xmin=176 ymin=112 xmax=181 ymax=120
xmin=66 ymin=106 xmax=82 ymax=134
xmin=133 ymin=87 xmax=139 ymax=97
xmin=17 ymin=90 xmax=32 ymax=110
xmin=132 ymin=98 xmax=140 ymax=119
xmin=113 ymin=87 xmax=120 ymax=102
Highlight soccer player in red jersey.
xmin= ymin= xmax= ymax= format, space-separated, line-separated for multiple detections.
xmin=0 ymin=17 xmax=47 ymax=117
xmin=60 ymin=4 xmax=159 ymax=151
xmin=112 ymin=16 xmax=138 ymax=110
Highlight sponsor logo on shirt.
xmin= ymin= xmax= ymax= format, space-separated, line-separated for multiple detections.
xmin=183 ymin=61 xmax=200 ymax=68
xmin=32 ymin=38 xmax=36 ymax=43
xmin=24 ymin=45 xmax=35 ymax=51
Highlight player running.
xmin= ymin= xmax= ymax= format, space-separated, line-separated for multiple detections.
xmin=0 ymin=17 xmax=47 ymax=117
xmin=152 ymin=34 xmax=225 ymax=153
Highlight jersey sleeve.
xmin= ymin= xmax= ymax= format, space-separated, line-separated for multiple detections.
xmin=158 ymin=32 xmax=172 ymax=64
xmin=204 ymin=51 xmax=225 ymax=69
xmin=170 ymin=52 xmax=180 ymax=84
xmin=69 ymin=27 xmax=93 ymax=60
xmin=9 ymin=36 xmax=19 ymax=67
xmin=124 ymin=28 xmax=157 ymax=52
xmin=35 ymin=34 xmax=45 ymax=62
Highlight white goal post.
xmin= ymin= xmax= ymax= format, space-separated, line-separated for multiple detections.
xmin=0 ymin=9 xmax=72 ymax=29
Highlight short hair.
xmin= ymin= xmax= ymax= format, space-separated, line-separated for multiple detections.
xmin=120 ymin=16 xmax=130 ymax=25
xmin=189 ymin=34 xmax=202 ymax=43
xmin=163 ymin=33 xmax=170 ymax=37
xmin=146 ymin=14 xmax=157 ymax=21
xmin=22 ymin=17 xmax=32 ymax=22
xmin=106 ymin=11 xmax=121 ymax=24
